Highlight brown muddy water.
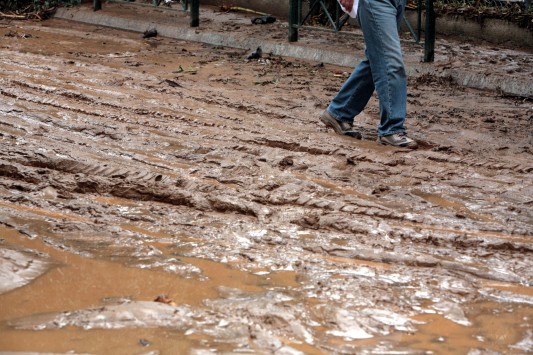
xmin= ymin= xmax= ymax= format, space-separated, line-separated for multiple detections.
xmin=0 ymin=15 xmax=532 ymax=355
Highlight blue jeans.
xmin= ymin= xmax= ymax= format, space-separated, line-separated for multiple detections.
xmin=326 ymin=0 xmax=407 ymax=137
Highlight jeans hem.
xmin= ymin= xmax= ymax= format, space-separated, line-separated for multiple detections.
xmin=378 ymin=129 xmax=406 ymax=137
xmin=326 ymin=109 xmax=353 ymax=124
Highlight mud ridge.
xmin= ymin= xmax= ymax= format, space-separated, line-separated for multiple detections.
xmin=310 ymin=245 xmax=530 ymax=285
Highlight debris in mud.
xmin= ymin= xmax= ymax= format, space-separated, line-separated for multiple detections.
xmin=154 ymin=294 xmax=176 ymax=306
xmin=138 ymin=338 xmax=151 ymax=347
xmin=3 ymin=30 xmax=33 ymax=39
xmin=246 ymin=46 xmax=262 ymax=60
xmin=175 ymin=64 xmax=197 ymax=74
xmin=143 ymin=28 xmax=158 ymax=39
xmin=219 ymin=5 xmax=269 ymax=17
xmin=161 ymin=79 xmax=182 ymax=88
xmin=432 ymin=1 xmax=533 ymax=31
xmin=0 ymin=3 xmax=56 ymax=21
xmin=251 ymin=16 xmax=276 ymax=25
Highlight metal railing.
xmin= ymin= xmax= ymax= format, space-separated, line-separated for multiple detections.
xmin=289 ymin=0 xmax=435 ymax=62
xmin=92 ymin=0 xmax=199 ymax=27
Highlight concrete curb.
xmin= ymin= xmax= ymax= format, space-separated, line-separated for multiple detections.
xmin=54 ymin=7 xmax=532 ymax=98
xmin=54 ymin=7 xmax=360 ymax=67
xmin=447 ymin=69 xmax=531 ymax=98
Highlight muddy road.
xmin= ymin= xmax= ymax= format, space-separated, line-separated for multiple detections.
xmin=0 ymin=17 xmax=532 ymax=354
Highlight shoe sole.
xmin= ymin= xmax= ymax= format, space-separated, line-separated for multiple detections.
xmin=319 ymin=113 xmax=362 ymax=140
xmin=377 ymin=137 xmax=418 ymax=149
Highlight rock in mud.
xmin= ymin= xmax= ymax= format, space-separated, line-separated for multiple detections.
xmin=432 ymin=301 xmax=471 ymax=326
xmin=0 ymin=247 xmax=51 ymax=294
xmin=143 ymin=28 xmax=158 ymax=38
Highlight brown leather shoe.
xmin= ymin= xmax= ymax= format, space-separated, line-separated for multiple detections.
xmin=319 ymin=111 xmax=362 ymax=139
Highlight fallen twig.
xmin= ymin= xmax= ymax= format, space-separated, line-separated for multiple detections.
xmin=0 ymin=6 xmax=57 ymax=21
xmin=0 ymin=12 xmax=27 ymax=20
xmin=220 ymin=6 xmax=269 ymax=16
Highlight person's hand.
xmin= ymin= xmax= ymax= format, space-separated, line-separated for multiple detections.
xmin=339 ymin=0 xmax=354 ymax=12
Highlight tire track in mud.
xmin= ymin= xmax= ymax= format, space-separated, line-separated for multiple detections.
xmin=419 ymin=150 xmax=533 ymax=174
xmin=5 ymin=49 xmax=530 ymax=177
xmin=2 ymin=89 xmax=530 ymax=242
xmin=1 ymin=144 xmax=407 ymax=227
xmin=305 ymin=244 xmax=530 ymax=285
xmin=0 ymin=154 xmax=265 ymax=218
xmin=2 ymin=52 xmax=528 ymax=228
xmin=1 ymin=49 xmax=302 ymax=124
xmin=2 ymin=76 xmax=299 ymax=143
xmin=3 ymin=140 xmax=531 ymax=255
xmin=1 ymin=81 xmax=191 ymax=127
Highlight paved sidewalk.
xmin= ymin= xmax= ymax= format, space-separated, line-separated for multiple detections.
xmin=55 ymin=1 xmax=532 ymax=98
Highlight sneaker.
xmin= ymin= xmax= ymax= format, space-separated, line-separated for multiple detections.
xmin=319 ymin=111 xmax=362 ymax=139
xmin=378 ymin=133 xmax=418 ymax=149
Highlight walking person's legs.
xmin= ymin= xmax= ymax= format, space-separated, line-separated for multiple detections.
xmin=320 ymin=54 xmax=374 ymax=139
xmin=321 ymin=0 xmax=417 ymax=148
xmin=325 ymin=53 xmax=375 ymax=124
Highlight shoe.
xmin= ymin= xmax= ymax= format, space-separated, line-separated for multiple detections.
xmin=251 ymin=16 xmax=277 ymax=25
xmin=319 ymin=111 xmax=362 ymax=139
xmin=377 ymin=133 xmax=418 ymax=149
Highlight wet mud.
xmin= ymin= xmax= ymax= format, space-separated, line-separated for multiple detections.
xmin=0 ymin=16 xmax=532 ymax=354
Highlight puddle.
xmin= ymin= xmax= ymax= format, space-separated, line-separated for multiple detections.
xmin=481 ymin=280 xmax=533 ymax=297
xmin=293 ymin=172 xmax=373 ymax=201
xmin=0 ymin=201 xmax=89 ymax=223
xmin=1 ymin=186 xmax=530 ymax=353
xmin=0 ymin=226 xmax=294 ymax=353
xmin=1 ymin=328 xmax=199 ymax=354
xmin=405 ymin=302 xmax=533 ymax=354
xmin=412 ymin=189 xmax=495 ymax=222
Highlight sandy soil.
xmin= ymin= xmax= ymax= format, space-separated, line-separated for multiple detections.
xmin=0 ymin=14 xmax=532 ymax=354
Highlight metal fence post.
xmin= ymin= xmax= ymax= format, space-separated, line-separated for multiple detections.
xmin=423 ymin=0 xmax=435 ymax=62
xmin=417 ymin=0 xmax=422 ymax=43
xmin=289 ymin=0 xmax=299 ymax=42
xmin=526 ymin=0 xmax=531 ymax=9
xmin=190 ymin=0 xmax=199 ymax=27
xmin=93 ymin=0 xmax=101 ymax=11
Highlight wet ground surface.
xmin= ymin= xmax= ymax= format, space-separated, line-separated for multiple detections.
xmin=0 ymin=10 xmax=532 ymax=355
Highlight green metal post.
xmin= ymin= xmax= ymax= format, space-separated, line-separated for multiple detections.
xmin=190 ymin=0 xmax=199 ymax=27
xmin=319 ymin=0 xmax=337 ymax=31
xmin=417 ymin=0 xmax=422 ymax=43
xmin=93 ymin=0 xmax=101 ymax=11
xmin=423 ymin=0 xmax=435 ymax=62
xmin=335 ymin=1 xmax=340 ymax=31
xmin=289 ymin=0 xmax=299 ymax=42
xmin=403 ymin=14 xmax=418 ymax=42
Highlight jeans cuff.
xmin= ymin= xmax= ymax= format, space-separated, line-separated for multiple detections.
xmin=326 ymin=109 xmax=353 ymax=124
xmin=379 ymin=129 xmax=406 ymax=137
